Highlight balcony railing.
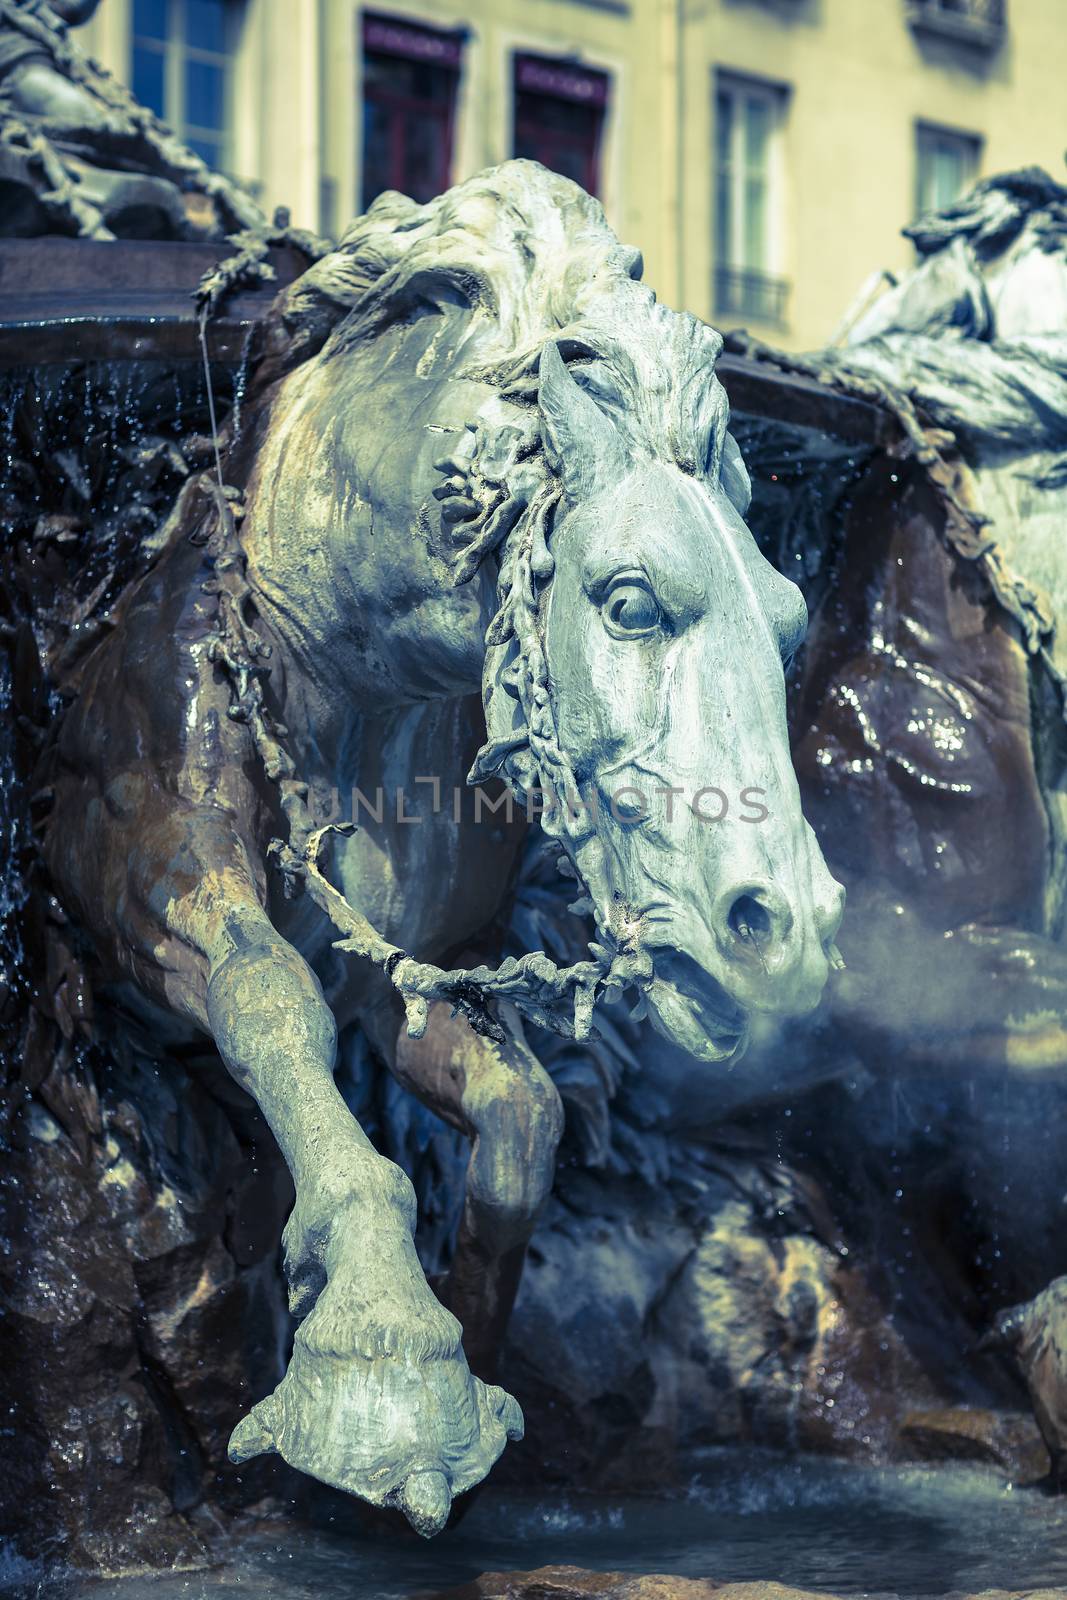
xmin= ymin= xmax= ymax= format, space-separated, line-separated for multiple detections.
xmin=714 ymin=267 xmax=790 ymax=329
xmin=906 ymin=0 xmax=1006 ymax=47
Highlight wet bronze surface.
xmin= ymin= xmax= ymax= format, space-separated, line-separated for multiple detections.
xmin=797 ymin=453 xmax=1047 ymax=932
xmin=793 ymin=453 xmax=1067 ymax=1067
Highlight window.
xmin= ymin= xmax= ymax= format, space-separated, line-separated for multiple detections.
xmin=906 ymin=0 xmax=1006 ymax=48
xmin=513 ymin=55 xmax=609 ymax=197
xmin=915 ymin=123 xmax=981 ymax=217
xmin=361 ymin=12 xmax=463 ymax=209
xmin=131 ymin=0 xmax=240 ymax=170
xmin=714 ymin=75 xmax=788 ymax=326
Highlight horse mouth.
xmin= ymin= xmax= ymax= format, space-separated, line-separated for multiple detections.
xmin=646 ymin=951 xmax=749 ymax=1063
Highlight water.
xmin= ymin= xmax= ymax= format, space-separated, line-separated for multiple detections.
xmin=7 ymin=1455 xmax=1067 ymax=1600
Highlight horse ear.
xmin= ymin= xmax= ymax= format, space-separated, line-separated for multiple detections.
xmin=719 ymin=430 xmax=752 ymax=517
xmin=538 ymin=342 xmax=626 ymax=503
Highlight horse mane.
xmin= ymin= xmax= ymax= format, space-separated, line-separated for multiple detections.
xmin=278 ymin=159 xmax=729 ymax=476
xmin=271 ymin=160 xmax=734 ymax=805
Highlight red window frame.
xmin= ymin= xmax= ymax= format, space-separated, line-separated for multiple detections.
xmin=361 ymin=11 xmax=463 ymax=208
xmin=512 ymin=53 xmax=610 ymax=197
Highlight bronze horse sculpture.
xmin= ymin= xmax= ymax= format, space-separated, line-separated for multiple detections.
xmin=42 ymin=162 xmax=843 ymax=1534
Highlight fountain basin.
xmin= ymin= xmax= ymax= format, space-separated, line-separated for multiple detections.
xmin=6 ymin=1455 xmax=1064 ymax=1600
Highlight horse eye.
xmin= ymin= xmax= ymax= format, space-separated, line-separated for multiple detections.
xmin=604 ymin=583 xmax=662 ymax=637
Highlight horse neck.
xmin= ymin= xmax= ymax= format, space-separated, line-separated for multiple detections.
xmin=242 ymin=569 xmax=492 ymax=794
xmin=238 ymin=315 xmax=512 ymax=777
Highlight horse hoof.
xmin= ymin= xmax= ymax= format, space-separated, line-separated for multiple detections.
xmin=227 ymin=1397 xmax=278 ymax=1462
xmin=397 ymin=1468 xmax=452 ymax=1537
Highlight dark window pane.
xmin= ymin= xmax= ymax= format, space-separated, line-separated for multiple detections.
xmin=512 ymin=55 xmax=608 ymax=194
xmin=133 ymin=0 xmax=168 ymax=41
xmin=716 ymin=89 xmax=733 ymax=167
xmin=515 ymin=127 xmax=590 ymax=188
xmin=185 ymin=0 xmax=227 ymax=52
xmin=513 ymin=129 xmax=537 ymax=163
xmin=540 ymin=142 xmax=588 ymax=187
xmin=363 ymin=50 xmax=452 ymax=104
xmin=132 ymin=44 xmax=166 ymax=117
xmin=364 ymin=52 xmax=416 ymax=96
xmin=409 ymin=57 xmax=454 ymax=104
xmin=185 ymin=58 xmax=225 ymax=131
xmin=513 ymin=92 xmax=603 ymax=193
xmin=361 ymin=42 xmax=458 ymax=208
xmin=515 ymin=92 xmax=598 ymax=139
xmin=403 ymin=108 xmax=448 ymax=202
xmin=362 ymin=99 xmax=393 ymax=207
xmin=187 ymin=134 xmax=221 ymax=167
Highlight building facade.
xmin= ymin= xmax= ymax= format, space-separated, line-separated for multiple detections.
xmin=78 ymin=0 xmax=1066 ymax=350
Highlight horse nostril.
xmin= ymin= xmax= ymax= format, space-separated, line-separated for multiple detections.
xmin=728 ymin=893 xmax=773 ymax=947
xmin=717 ymin=884 xmax=794 ymax=968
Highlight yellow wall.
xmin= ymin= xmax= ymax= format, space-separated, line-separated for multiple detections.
xmin=78 ymin=0 xmax=1067 ymax=349
xmin=678 ymin=0 xmax=1067 ymax=347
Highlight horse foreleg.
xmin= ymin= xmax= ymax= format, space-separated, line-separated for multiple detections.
xmin=392 ymin=1000 xmax=564 ymax=1380
xmin=149 ymin=816 xmax=521 ymax=1532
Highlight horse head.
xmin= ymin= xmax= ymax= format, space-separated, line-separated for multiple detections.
xmin=471 ymin=311 xmax=843 ymax=1063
